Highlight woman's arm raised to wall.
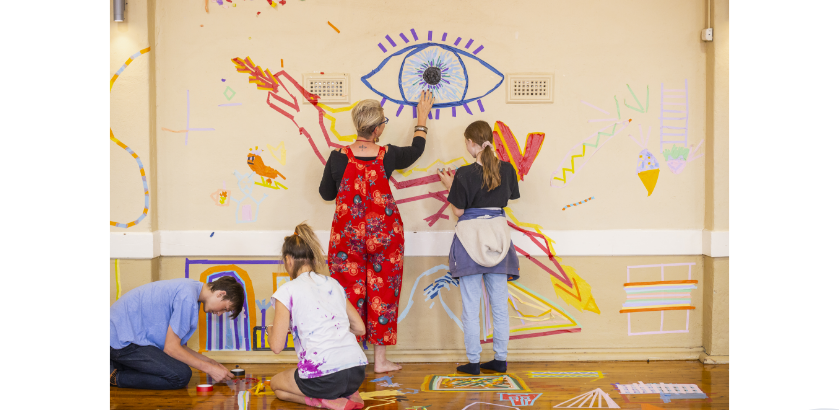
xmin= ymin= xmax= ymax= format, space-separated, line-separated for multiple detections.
xmin=413 ymin=90 xmax=434 ymax=139
xmin=319 ymin=153 xmax=338 ymax=201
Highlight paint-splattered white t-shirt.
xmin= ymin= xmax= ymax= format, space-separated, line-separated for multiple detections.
xmin=272 ymin=271 xmax=368 ymax=379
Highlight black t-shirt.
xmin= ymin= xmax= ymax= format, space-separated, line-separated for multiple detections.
xmin=447 ymin=161 xmax=521 ymax=209
xmin=318 ymin=137 xmax=426 ymax=201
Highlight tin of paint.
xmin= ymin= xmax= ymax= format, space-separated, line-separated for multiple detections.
xmin=231 ymin=369 xmax=245 ymax=376
xmin=196 ymin=384 xmax=213 ymax=392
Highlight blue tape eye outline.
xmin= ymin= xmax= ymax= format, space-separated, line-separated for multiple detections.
xmin=361 ymin=42 xmax=504 ymax=109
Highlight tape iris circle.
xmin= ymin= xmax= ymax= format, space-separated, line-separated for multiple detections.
xmin=400 ymin=46 xmax=466 ymax=104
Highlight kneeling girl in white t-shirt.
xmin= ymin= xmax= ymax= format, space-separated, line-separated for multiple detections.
xmin=267 ymin=223 xmax=368 ymax=410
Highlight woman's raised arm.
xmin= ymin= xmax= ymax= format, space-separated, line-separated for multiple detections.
xmin=413 ymin=90 xmax=434 ymax=139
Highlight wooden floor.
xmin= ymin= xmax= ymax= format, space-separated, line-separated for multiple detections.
xmin=110 ymin=361 xmax=728 ymax=409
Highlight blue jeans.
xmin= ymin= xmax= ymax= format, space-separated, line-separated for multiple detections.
xmin=459 ymin=273 xmax=509 ymax=363
xmin=110 ymin=343 xmax=193 ymax=389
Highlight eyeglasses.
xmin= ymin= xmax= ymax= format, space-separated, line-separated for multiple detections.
xmin=378 ymin=117 xmax=389 ymax=127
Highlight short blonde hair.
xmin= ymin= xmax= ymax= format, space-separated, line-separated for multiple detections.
xmin=351 ymin=99 xmax=385 ymax=138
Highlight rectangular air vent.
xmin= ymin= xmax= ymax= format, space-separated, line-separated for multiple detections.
xmin=302 ymin=73 xmax=350 ymax=103
xmin=505 ymin=73 xmax=554 ymax=104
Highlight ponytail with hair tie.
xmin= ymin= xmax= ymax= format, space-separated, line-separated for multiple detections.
xmin=464 ymin=121 xmax=502 ymax=191
xmin=282 ymin=222 xmax=326 ymax=279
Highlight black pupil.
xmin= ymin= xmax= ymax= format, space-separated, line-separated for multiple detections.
xmin=423 ymin=67 xmax=442 ymax=85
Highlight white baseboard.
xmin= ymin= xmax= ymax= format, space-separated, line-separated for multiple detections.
xmin=110 ymin=230 xmax=730 ymax=259
xmin=702 ymin=229 xmax=729 ymax=257
xmin=204 ymin=347 xmax=707 ymax=364
xmin=110 ymin=232 xmax=155 ymax=259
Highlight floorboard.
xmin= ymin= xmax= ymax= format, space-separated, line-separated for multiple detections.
xmin=110 ymin=361 xmax=728 ymax=409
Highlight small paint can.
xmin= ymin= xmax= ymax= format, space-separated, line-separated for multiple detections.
xmin=231 ymin=369 xmax=245 ymax=376
xmin=196 ymin=384 xmax=213 ymax=392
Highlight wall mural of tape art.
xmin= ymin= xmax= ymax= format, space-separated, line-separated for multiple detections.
xmin=227 ymin=46 xmax=601 ymax=340
xmin=185 ymin=258 xmax=284 ymax=352
xmin=550 ymin=80 xmax=704 ymax=197
xmin=620 ymin=262 xmax=697 ymax=336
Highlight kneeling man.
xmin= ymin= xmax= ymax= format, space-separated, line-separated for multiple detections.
xmin=110 ymin=277 xmax=244 ymax=389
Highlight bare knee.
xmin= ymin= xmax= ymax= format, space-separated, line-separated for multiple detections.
xmin=268 ymin=372 xmax=284 ymax=391
xmin=273 ymin=389 xmax=295 ymax=401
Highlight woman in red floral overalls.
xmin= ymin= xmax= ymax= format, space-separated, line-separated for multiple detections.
xmin=319 ymin=92 xmax=434 ymax=373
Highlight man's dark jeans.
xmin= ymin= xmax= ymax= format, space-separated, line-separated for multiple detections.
xmin=110 ymin=343 xmax=193 ymax=389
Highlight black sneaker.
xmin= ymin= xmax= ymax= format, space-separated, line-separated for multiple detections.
xmin=479 ymin=359 xmax=507 ymax=373
xmin=456 ymin=362 xmax=480 ymax=375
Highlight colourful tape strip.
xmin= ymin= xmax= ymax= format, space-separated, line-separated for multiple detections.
xmin=562 ymin=197 xmax=594 ymax=210
xmin=624 ymin=280 xmax=698 ymax=287
xmin=114 ymin=259 xmax=122 ymax=301
xmin=110 ymin=47 xmax=152 ymax=229
xmin=619 ymin=306 xmax=695 ymax=313
xmin=110 ymin=47 xmax=150 ymax=91
xmin=109 ymin=130 xmax=150 ymax=228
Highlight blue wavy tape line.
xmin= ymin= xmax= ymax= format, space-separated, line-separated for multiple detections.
xmin=397 ymin=264 xmax=465 ymax=332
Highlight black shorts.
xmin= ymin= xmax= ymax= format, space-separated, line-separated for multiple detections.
xmin=294 ymin=365 xmax=367 ymax=400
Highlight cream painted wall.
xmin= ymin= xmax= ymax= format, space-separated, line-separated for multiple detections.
xmin=109 ymin=258 xmax=158 ymax=303
xmin=702 ymin=256 xmax=728 ymax=358
xmin=704 ymin=0 xmax=729 ymax=231
xmin=150 ymin=0 xmax=708 ymax=232
xmin=711 ymin=0 xmax=729 ymax=231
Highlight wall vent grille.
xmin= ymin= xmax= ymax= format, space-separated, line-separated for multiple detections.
xmin=302 ymin=73 xmax=350 ymax=103
xmin=506 ymin=73 xmax=555 ymax=104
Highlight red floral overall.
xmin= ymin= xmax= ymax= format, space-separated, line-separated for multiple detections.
xmin=329 ymin=146 xmax=404 ymax=346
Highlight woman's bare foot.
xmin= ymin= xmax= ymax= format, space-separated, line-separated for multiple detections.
xmin=374 ymin=359 xmax=403 ymax=373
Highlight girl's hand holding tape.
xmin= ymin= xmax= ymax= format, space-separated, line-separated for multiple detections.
xmin=437 ymin=167 xmax=456 ymax=190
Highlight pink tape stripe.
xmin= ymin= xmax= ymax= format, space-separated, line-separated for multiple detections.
xmin=625 ymin=293 xmax=691 ymax=299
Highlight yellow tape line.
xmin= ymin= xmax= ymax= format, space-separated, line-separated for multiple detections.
xmin=395 ymin=157 xmax=470 ymax=177
xmin=317 ymin=101 xmax=359 ymax=142
xmin=115 ymin=259 xmax=122 ymax=301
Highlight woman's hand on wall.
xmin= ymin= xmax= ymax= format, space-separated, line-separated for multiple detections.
xmin=416 ymin=90 xmax=434 ymax=127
